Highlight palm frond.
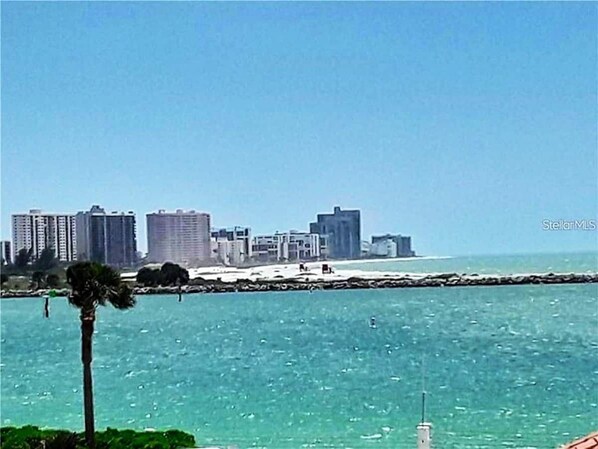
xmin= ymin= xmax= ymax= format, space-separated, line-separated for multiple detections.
xmin=108 ymin=284 xmax=136 ymax=309
xmin=66 ymin=262 xmax=136 ymax=311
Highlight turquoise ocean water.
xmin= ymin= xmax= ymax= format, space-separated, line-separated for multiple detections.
xmin=1 ymin=255 xmax=597 ymax=449
xmin=335 ymin=252 xmax=598 ymax=275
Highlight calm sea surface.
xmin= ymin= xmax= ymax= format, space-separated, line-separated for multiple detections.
xmin=1 ymin=257 xmax=597 ymax=449
xmin=336 ymin=252 xmax=598 ymax=275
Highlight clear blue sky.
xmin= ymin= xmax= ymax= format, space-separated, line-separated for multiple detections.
xmin=2 ymin=2 xmax=596 ymax=255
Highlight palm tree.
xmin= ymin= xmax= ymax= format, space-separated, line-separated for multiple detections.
xmin=66 ymin=262 xmax=136 ymax=449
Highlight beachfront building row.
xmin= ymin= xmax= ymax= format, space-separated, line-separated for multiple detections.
xmin=10 ymin=205 xmax=411 ymax=267
xmin=252 ymin=231 xmax=320 ymax=263
xmin=10 ymin=206 xmax=137 ymax=268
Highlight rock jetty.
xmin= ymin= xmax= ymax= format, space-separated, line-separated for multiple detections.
xmin=1 ymin=272 xmax=597 ymax=298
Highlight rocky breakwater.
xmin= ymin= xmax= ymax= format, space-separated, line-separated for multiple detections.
xmin=1 ymin=272 xmax=596 ymax=298
xmin=168 ymin=272 xmax=594 ymax=294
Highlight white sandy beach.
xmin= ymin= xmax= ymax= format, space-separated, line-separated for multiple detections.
xmin=120 ymin=255 xmax=592 ymax=284
xmin=185 ymin=259 xmax=445 ymax=283
xmin=121 ymin=256 xmax=453 ymax=283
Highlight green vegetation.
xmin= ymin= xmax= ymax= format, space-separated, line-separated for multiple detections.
xmin=46 ymin=273 xmax=61 ymax=288
xmin=0 ymin=426 xmax=196 ymax=449
xmin=0 ymin=269 xmax=68 ymax=291
xmin=159 ymin=263 xmax=189 ymax=287
xmin=0 ymin=274 xmax=30 ymax=291
xmin=13 ymin=248 xmax=33 ymax=270
xmin=136 ymin=267 xmax=161 ymax=287
xmin=34 ymin=248 xmax=58 ymax=272
xmin=1 ymin=247 xmax=69 ymax=291
xmin=136 ymin=263 xmax=189 ymax=288
xmin=9 ymin=247 xmax=58 ymax=274
xmin=31 ymin=271 xmax=45 ymax=290
xmin=66 ymin=262 xmax=136 ymax=449
xmin=136 ymin=263 xmax=189 ymax=302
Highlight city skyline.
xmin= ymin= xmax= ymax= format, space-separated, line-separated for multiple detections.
xmin=7 ymin=205 xmax=372 ymax=260
xmin=2 ymin=2 xmax=596 ymax=256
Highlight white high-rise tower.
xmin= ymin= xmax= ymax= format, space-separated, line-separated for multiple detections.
xmin=147 ymin=209 xmax=211 ymax=265
xmin=11 ymin=209 xmax=77 ymax=262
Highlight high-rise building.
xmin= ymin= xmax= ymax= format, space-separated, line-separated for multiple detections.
xmin=11 ymin=209 xmax=77 ymax=262
xmin=1 ymin=241 xmax=12 ymax=265
xmin=252 ymin=231 xmax=320 ymax=263
xmin=398 ymin=236 xmax=414 ymax=257
xmin=210 ymin=227 xmax=252 ymax=266
xmin=146 ymin=209 xmax=211 ymax=266
xmin=76 ymin=205 xmax=137 ymax=268
xmin=371 ymin=234 xmax=415 ymax=257
xmin=370 ymin=238 xmax=398 ymax=258
xmin=309 ymin=206 xmax=361 ymax=259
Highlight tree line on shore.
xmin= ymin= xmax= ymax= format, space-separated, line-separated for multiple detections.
xmin=1 ymin=248 xmax=64 ymax=290
xmin=135 ymin=262 xmax=189 ymax=287
xmin=1 ymin=247 xmax=191 ymax=293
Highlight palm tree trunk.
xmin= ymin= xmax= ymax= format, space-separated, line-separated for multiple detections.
xmin=81 ymin=310 xmax=96 ymax=449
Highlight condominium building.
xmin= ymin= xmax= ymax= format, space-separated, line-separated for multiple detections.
xmin=370 ymin=238 xmax=398 ymax=258
xmin=11 ymin=209 xmax=77 ymax=262
xmin=309 ymin=206 xmax=361 ymax=259
xmin=252 ymin=231 xmax=320 ymax=263
xmin=397 ymin=235 xmax=415 ymax=257
xmin=76 ymin=205 xmax=137 ymax=268
xmin=211 ymin=238 xmax=245 ymax=266
xmin=371 ymin=234 xmax=415 ymax=257
xmin=1 ymin=241 xmax=11 ymax=265
xmin=211 ymin=227 xmax=252 ymax=266
xmin=147 ymin=209 xmax=211 ymax=266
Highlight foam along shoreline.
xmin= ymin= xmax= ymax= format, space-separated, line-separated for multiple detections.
xmin=2 ymin=272 xmax=597 ymax=298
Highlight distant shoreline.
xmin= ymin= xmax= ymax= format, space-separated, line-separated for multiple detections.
xmin=314 ymin=255 xmax=450 ymax=266
xmin=2 ymin=272 xmax=596 ymax=298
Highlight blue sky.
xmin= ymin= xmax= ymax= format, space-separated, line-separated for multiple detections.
xmin=2 ymin=2 xmax=596 ymax=255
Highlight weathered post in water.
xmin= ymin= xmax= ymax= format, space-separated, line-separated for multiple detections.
xmin=417 ymin=390 xmax=432 ymax=449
